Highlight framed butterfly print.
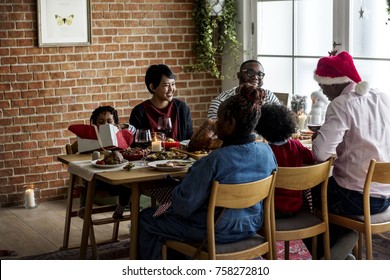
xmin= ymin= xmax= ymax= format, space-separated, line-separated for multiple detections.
xmin=37 ymin=0 xmax=91 ymax=47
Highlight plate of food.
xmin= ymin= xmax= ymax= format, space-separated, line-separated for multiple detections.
xmin=147 ymin=159 xmax=194 ymax=171
xmin=146 ymin=150 xmax=188 ymax=161
xmin=120 ymin=147 xmax=144 ymax=161
xmin=91 ymin=159 xmax=129 ymax=169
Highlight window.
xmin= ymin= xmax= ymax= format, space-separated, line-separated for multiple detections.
xmin=256 ymin=0 xmax=390 ymax=112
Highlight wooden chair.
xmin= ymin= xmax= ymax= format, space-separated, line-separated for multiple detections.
xmin=62 ymin=142 xmax=131 ymax=258
xmin=271 ymin=159 xmax=333 ymax=260
xmin=274 ymin=92 xmax=291 ymax=108
xmin=162 ymin=172 xmax=277 ymax=260
xmin=328 ymin=159 xmax=390 ymax=260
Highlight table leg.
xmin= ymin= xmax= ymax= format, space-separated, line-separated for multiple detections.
xmin=61 ymin=173 xmax=76 ymax=250
xmin=79 ymin=178 xmax=96 ymax=259
xmin=129 ymin=183 xmax=140 ymax=260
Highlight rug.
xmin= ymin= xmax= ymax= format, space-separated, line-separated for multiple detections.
xmin=16 ymin=240 xmax=310 ymax=260
xmin=14 ymin=233 xmax=390 ymax=260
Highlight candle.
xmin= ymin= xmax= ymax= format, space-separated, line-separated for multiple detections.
xmin=25 ymin=188 xmax=36 ymax=208
xmin=298 ymin=114 xmax=307 ymax=130
xmin=151 ymin=140 xmax=162 ymax=152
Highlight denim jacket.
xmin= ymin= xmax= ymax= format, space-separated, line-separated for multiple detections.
xmin=171 ymin=138 xmax=277 ymax=242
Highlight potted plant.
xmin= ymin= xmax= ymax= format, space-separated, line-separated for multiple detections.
xmin=188 ymin=0 xmax=241 ymax=79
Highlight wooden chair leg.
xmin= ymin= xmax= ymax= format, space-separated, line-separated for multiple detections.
xmin=284 ymin=241 xmax=289 ymax=260
xmin=89 ymin=225 xmax=98 ymax=259
xmin=312 ymin=236 xmax=318 ymax=260
xmin=112 ymin=222 xmax=120 ymax=241
xmin=365 ymin=233 xmax=373 ymax=260
xmin=357 ymin=233 xmax=363 ymax=260
xmin=162 ymin=244 xmax=168 ymax=260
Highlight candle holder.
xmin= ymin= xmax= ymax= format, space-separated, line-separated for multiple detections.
xmin=23 ymin=184 xmax=39 ymax=209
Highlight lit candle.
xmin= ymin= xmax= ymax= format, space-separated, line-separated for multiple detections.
xmin=25 ymin=188 xmax=36 ymax=208
xmin=151 ymin=140 xmax=162 ymax=152
xmin=298 ymin=114 xmax=307 ymax=130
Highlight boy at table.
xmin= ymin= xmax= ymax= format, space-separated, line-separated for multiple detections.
xmin=137 ymin=83 xmax=278 ymax=259
xmin=77 ymin=105 xmax=133 ymax=219
xmin=256 ymin=103 xmax=315 ymax=217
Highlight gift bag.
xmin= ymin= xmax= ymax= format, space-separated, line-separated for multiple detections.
xmin=68 ymin=123 xmax=134 ymax=153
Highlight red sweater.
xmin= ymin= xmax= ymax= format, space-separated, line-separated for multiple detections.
xmin=270 ymin=139 xmax=314 ymax=214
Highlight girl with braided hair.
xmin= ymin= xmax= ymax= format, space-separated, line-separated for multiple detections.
xmin=137 ymin=83 xmax=277 ymax=259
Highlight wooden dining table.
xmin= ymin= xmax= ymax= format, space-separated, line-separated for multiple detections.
xmin=57 ymin=153 xmax=188 ymax=259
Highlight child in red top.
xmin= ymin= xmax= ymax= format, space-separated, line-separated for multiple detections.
xmin=256 ymin=104 xmax=314 ymax=217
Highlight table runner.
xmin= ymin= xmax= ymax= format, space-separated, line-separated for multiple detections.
xmin=68 ymin=160 xmax=147 ymax=181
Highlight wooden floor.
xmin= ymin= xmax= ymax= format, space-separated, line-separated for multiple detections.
xmin=0 ymin=198 xmax=131 ymax=258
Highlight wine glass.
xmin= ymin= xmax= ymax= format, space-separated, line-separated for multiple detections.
xmin=307 ymin=113 xmax=325 ymax=133
xmin=157 ymin=117 xmax=173 ymax=138
xmin=134 ymin=129 xmax=152 ymax=165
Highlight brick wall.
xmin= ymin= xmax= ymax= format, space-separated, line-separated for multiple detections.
xmin=0 ymin=0 xmax=222 ymax=207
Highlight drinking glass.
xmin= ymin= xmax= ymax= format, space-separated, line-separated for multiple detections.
xmin=135 ymin=129 xmax=152 ymax=165
xmin=307 ymin=113 xmax=325 ymax=133
xmin=157 ymin=117 xmax=173 ymax=138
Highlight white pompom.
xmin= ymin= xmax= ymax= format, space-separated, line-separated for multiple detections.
xmin=355 ymin=81 xmax=369 ymax=95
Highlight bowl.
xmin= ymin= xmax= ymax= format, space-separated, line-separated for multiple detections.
xmin=163 ymin=141 xmax=180 ymax=150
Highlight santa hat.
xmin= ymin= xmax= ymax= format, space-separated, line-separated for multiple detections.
xmin=313 ymin=51 xmax=369 ymax=95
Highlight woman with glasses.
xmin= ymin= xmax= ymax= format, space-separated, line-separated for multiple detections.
xmin=207 ymin=59 xmax=280 ymax=120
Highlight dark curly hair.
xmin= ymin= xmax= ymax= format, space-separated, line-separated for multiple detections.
xmin=219 ymin=83 xmax=265 ymax=135
xmin=145 ymin=64 xmax=176 ymax=94
xmin=90 ymin=106 xmax=119 ymax=125
xmin=256 ymin=103 xmax=297 ymax=143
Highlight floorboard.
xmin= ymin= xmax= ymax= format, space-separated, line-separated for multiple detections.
xmin=0 ymin=199 xmax=130 ymax=258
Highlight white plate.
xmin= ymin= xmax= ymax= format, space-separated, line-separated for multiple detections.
xmin=91 ymin=159 xmax=129 ymax=169
xmin=147 ymin=159 xmax=193 ymax=171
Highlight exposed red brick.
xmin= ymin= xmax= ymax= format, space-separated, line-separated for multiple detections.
xmin=0 ymin=1 xmax=222 ymax=207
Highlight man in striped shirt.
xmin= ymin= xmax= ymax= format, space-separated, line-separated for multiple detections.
xmin=207 ymin=59 xmax=280 ymax=120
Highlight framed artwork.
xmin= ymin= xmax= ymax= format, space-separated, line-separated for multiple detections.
xmin=37 ymin=0 xmax=91 ymax=47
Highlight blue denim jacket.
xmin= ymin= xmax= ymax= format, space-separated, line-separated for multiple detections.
xmin=171 ymin=140 xmax=277 ymax=243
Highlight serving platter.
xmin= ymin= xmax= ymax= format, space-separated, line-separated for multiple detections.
xmin=147 ymin=159 xmax=194 ymax=171
xmin=146 ymin=150 xmax=188 ymax=161
xmin=91 ymin=159 xmax=129 ymax=169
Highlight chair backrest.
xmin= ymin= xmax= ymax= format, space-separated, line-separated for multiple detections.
xmin=274 ymin=159 xmax=333 ymax=192
xmin=363 ymin=159 xmax=390 ymax=218
xmin=65 ymin=141 xmax=78 ymax=155
xmin=274 ymin=92 xmax=291 ymax=108
xmin=272 ymin=159 xmax=333 ymax=260
xmin=206 ymin=172 xmax=277 ymax=259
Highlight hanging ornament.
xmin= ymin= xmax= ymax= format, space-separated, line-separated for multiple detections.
xmin=358 ymin=6 xmax=365 ymax=19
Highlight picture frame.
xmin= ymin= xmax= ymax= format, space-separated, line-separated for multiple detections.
xmin=37 ymin=0 xmax=92 ymax=47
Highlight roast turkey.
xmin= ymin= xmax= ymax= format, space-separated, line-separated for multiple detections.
xmin=187 ymin=119 xmax=223 ymax=152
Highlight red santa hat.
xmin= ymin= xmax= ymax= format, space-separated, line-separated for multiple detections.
xmin=313 ymin=51 xmax=369 ymax=95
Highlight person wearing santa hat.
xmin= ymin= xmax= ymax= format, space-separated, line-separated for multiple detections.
xmin=312 ymin=50 xmax=390 ymax=214
xmin=307 ymin=51 xmax=390 ymax=258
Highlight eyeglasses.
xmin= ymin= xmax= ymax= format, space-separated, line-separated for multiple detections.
xmin=242 ymin=68 xmax=265 ymax=79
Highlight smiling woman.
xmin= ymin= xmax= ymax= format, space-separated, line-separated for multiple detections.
xmin=129 ymin=64 xmax=193 ymax=142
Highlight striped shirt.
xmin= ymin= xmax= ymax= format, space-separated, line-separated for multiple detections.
xmin=207 ymin=86 xmax=280 ymax=119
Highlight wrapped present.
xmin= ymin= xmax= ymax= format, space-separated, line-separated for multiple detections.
xmin=68 ymin=124 xmax=134 ymax=153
